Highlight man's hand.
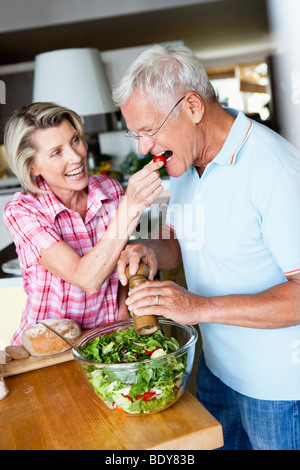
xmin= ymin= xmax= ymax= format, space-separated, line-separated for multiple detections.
xmin=117 ymin=243 xmax=158 ymax=286
xmin=125 ymin=279 xmax=201 ymax=325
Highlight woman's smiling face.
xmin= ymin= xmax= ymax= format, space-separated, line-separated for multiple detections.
xmin=30 ymin=119 xmax=88 ymax=198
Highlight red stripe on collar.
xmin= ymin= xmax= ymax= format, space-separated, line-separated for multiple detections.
xmin=230 ymin=120 xmax=253 ymax=165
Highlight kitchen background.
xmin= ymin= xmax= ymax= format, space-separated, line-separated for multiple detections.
xmin=0 ymin=0 xmax=299 ymax=388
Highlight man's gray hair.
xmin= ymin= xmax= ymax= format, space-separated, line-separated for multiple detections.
xmin=112 ymin=43 xmax=216 ymax=110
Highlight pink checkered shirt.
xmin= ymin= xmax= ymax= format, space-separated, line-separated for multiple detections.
xmin=4 ymin=175 xmax=124 ymax=345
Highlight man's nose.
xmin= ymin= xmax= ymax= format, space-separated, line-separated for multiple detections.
xmin=137 ymin=136 xmax=154 ymax=156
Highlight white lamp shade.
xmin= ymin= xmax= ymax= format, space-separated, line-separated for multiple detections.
xmin=33 ymin=48 xmax=117 ymax=116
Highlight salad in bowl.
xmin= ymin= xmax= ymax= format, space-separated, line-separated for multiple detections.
xmin=73 ymin=319 xmax=198 ymax=415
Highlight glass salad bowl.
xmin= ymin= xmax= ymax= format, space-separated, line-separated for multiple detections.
xmin=73 ymin=319 xmax=198 ymax=415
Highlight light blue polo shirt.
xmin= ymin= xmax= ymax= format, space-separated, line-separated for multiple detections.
xmin=166 ymin=109 xmax=300 ymax=400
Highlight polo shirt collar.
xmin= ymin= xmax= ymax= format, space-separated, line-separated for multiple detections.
xmin=213 ymin=108 xmax=253 ymax=166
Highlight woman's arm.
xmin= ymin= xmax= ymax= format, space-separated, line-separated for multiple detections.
xmin=38 ymin=160 xmax=164 ymax=294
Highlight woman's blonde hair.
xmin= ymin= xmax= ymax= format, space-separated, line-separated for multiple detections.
xmin=4 ymin=102 xmax=86 ymax=195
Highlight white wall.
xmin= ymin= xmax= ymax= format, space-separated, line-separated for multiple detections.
xmin=0 ymin=283 xmax=26 ymax=348
xmin=267 ymin=0 xmax=300 ymax=149
xmin=101 ymin=41 xmax=184 ymax=87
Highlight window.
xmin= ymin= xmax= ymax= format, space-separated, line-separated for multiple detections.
xmin=207 ymin=62 xmax=271 ymax=123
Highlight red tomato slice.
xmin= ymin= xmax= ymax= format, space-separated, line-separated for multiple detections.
xmin=153 ymin=155 xmax=166 ymax=165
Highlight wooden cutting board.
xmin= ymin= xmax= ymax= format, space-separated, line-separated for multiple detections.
xmin=1 ymin=349 xmax=74 ymax=378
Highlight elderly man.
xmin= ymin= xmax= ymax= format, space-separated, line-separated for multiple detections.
xmin=113 ymin=44 xmax=300 ymax=450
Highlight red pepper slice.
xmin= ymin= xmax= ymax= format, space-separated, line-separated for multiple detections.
xmin=144 ymin=346 xmax=160 ymax=355
xmin=137 ymin=391 xmax=156 ymax=401
xmin=122 ymin=394 xmax=133 ymax=402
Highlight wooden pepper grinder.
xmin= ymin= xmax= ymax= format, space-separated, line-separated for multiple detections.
xmin=125 ymin=263 xmax=160 ymax=336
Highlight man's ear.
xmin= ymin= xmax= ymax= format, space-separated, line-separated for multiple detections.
xmin=184 ymin=92 xmax=204 ymax=124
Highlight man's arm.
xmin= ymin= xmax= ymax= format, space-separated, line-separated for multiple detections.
xmin=203 ymin=272 xmax=300 ymax=329
xmin=125 ymin=272 xmax=300 ymax=329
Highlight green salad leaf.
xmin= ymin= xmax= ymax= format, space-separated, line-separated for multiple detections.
xmin=79 ymin=326 xmax=188 ymax=414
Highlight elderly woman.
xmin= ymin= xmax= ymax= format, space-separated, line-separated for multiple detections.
xmin=3 ymin=102 xmax=164 ymax=345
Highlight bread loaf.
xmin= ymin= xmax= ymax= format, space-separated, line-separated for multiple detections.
xmin=22 ymin=318 xmax=82 ymax=356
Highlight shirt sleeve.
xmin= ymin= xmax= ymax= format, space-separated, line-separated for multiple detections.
xmin=259 ymin=165 xmax=300 ymax=276
xmin=4 ymin=200 xmax=61 ymax=269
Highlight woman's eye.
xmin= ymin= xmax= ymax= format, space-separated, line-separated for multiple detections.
xmin=51 ymin=149 xmax=61 ymax=157
xmin=72 ymin=135 xmax=80 ymax=144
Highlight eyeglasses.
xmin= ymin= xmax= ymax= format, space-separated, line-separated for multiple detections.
xmin=125 ymin=95 xmax=186 ymax=141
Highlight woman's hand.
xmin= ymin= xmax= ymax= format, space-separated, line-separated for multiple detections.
xmin=124 ymin=159 xmax=164 ymax=216
xmin=125 ymin=279 xmax=202 ymax=325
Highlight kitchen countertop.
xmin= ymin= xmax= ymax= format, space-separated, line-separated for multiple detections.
xmin=0 ymin=359 xmax=223 ymax=450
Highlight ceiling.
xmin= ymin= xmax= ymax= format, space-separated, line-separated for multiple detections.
xmin=0 ymin=0 xmax=270 ymax=67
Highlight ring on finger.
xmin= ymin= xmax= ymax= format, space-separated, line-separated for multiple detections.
xmin=155 ymin=295 xmax=160 ymax=306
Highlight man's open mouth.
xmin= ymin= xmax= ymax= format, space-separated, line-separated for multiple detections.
xmin=155 ymin=150 xmax=173 ymax=162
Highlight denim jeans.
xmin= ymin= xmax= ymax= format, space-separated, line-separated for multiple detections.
xmin=196 ymin=350 xmax=300 ymax=450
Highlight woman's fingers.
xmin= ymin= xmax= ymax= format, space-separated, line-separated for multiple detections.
xmin=126 ymin=159 xmax=164 ymax=207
